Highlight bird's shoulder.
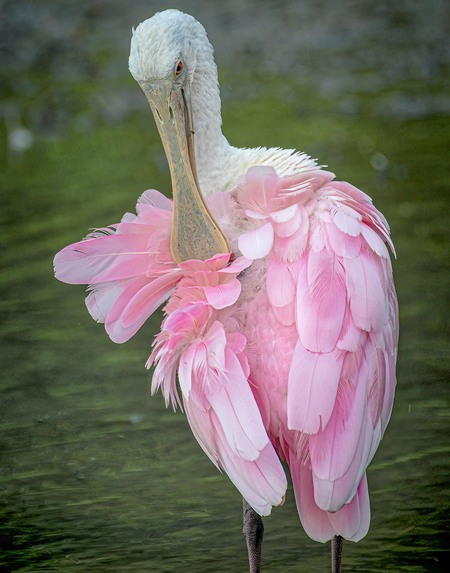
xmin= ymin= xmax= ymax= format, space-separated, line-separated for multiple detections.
xmin=218 ymin=145 xmax=320 ymax=194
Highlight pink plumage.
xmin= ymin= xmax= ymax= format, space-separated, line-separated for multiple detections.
xmin=54 ymin=164 xmax=398 ymax=543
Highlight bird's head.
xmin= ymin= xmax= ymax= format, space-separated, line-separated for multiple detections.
xmin=129 ymin=10 xmax=228 ymax=263
xmin=129 ymin=9 xmax=212 ymax=87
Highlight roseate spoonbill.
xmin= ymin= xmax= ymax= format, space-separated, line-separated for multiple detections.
xmin=54 ymin=9 xmax=398 ymax=572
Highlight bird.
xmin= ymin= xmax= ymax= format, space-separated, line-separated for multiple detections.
xmin=54 ymin=9 xmax=398 ymax=573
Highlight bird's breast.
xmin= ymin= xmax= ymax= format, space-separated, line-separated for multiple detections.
xmin=226 ymin=262 xmax=298 ymax=457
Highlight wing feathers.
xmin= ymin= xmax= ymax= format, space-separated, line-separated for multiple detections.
xmin=287 ymin=341 xmax=343 ymax=434
xmin=249 ymin=167 xmax=397 ymax=539
xmin=296 ymin=249 xmax=346 ymax=353
xmin=291 ymin=462 xmax=370 ymax=542
xmin=54 ymin=234 xmax=153 ymax=285
xmin=178 ymin=321 xmax=287 ymax=515
xmin=105 ymin=271 xmax=179 ymax=343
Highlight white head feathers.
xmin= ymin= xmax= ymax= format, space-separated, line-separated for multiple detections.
xmin=129 ymin=9 xmax=214 ymax=86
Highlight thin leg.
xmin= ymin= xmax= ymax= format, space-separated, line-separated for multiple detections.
xmin=242 ymin=498 xmax=264 ymax=573
xmin=331 ymin=535 xmax=343 ymax=573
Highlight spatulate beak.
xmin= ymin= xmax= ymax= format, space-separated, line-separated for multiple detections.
xmin=141 ymin=80 xmax=229 ymax=263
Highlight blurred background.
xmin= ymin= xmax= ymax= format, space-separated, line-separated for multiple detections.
xmin=1 ymin=1 xmax=448 ymax=571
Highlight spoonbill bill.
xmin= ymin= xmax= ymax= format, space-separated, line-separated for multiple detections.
xmin=54 ymin=9 xmax=398 ymax=572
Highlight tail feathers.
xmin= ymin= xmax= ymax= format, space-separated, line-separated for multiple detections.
xmin=291 ymin=461 xmax=370 ymax=543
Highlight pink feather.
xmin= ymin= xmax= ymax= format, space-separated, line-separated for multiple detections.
xmin=105 ymin=271 xmax=179 ymax=343
xmin=54 ymin=234 xmax=154 ymax=285
xmin=238 ymin=222 xmax=274 ymax=259
xmin=287 ymin=340 xmax=344 ymax=434
xmin=345 ymin=249 xmax=389 ymax=332
xmin=296 ymin=249 xmax=346 ymax=353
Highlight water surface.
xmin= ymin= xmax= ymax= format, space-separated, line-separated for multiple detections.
xmin=1 ymin=1 xmax=448 ymax=571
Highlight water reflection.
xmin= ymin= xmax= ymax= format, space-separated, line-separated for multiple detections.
xmin=1 ymin=1 xmax=448 ymax=572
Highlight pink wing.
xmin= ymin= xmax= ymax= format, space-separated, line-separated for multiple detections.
xmin=236 ymin=167 xmax=398 ymax=541
xmin=54 ymin=190 xmax=179 ymax=343
xmin=180 ymin=322 xmax=287 ymax=515
xmin=148 ymin=259 xmax=288 ymax=516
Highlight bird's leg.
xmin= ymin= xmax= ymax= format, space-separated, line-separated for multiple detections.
xmin=242 ymin=498 xmax=264 ymax=573
xmin=331 ymin=535 xmax=343 ymax=573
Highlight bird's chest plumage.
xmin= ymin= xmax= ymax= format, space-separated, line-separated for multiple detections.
xmin=227 ymin=262 xmax=299 ymax=458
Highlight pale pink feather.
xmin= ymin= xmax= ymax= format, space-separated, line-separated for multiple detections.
xmin=287 ymin=340 xmax=344 ymax=434
xmin=327 ymin=474 xmax=371 ymax=542
xmin=296 ymin=249 xmax=347 ymax=353
xmin=291 ymin=461 xmax=370 ymax=542
xmin=178 ymin=320 xmax=287 ymax=515
xmin=238 ymin=222 xmax=274 ymax=259
xmin=54 ymin=233 xmax=154 ymax=285
xmin=105 ymin=270 xmax=180 ymax=343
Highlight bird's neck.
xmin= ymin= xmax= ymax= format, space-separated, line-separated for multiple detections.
xmin=190 ymin=62 xmax=232 ymax=197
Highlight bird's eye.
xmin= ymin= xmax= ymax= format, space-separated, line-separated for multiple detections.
xmin=175 ymin=60 xmax=183 ymax=76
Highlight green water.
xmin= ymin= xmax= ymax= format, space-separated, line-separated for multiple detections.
xmin=1 ymin=5 xmax=449 ymax=572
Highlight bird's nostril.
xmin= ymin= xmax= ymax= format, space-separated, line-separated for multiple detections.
xmin=169 ymin=106 xmax=174 ymax=123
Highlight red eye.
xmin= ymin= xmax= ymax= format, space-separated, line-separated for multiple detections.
xmin=175 ymin=60 xmax=183 ymax=76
